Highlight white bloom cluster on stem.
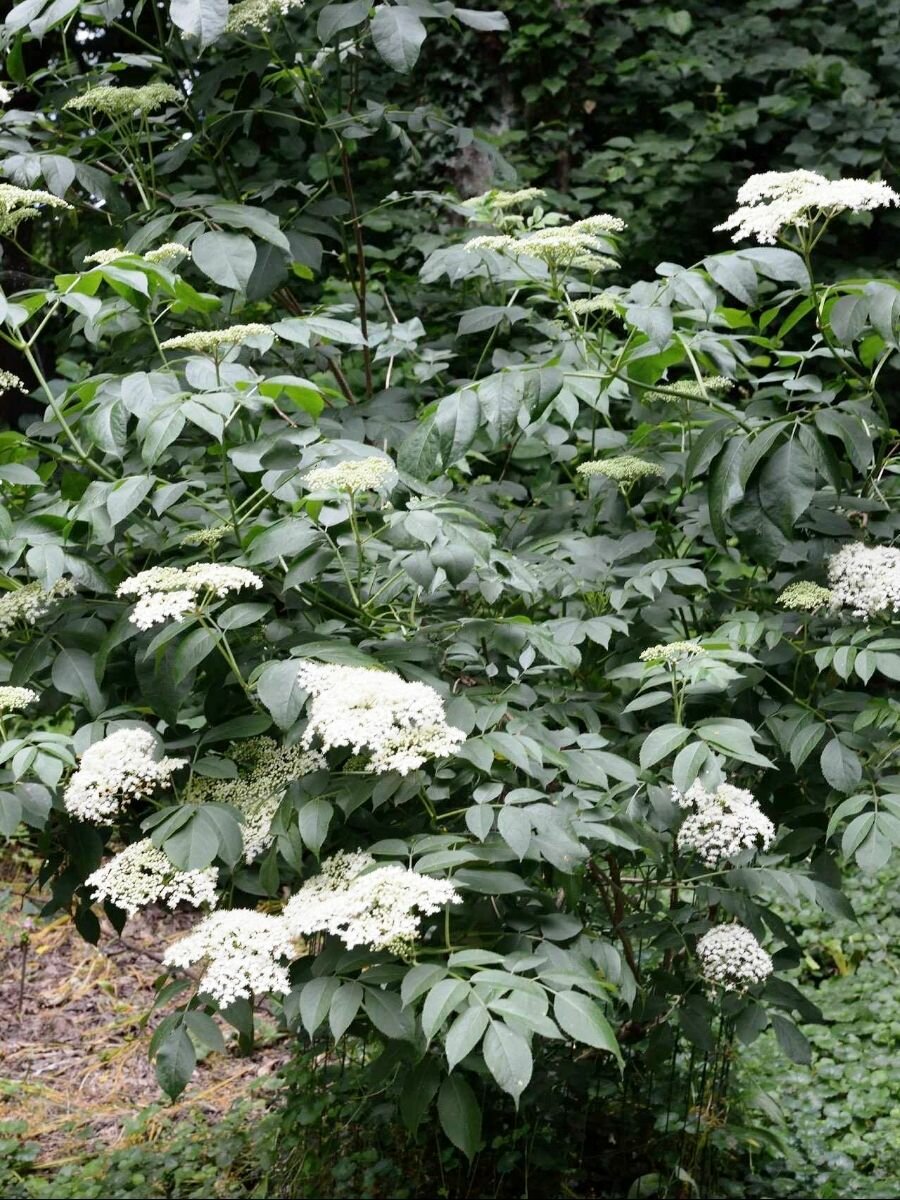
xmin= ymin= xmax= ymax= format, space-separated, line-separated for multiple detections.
xmin=159 ymin=324 xmax=272 ymax=353
xmin=0 ymin=370 xmax=26 ymax=393
xmin=296 ymin=662 xmax=466 ymax=774
xmin=826 ymin=542 xmax=900 ymax=620
xmin=283 ymin=851 xmax=461 ymax=955
xmin=117 ymin=563 xmax=263 ymax=629
xmin=226 ymin=0 xmax=306 ymax=33
xmin=674 ymin=780 xmax=775 ymax=868
xmin=86 ymin=839 xmax=219 ymax=916
xmin=777 ymin=581 xmax=834 ymax=612
xmin=0 ymin=685 xmax=38 ymax=714
xmin=696 ymin=924 xmax=773 ymax=990
xmin=64 ymin=728 xmax=187 ymax=823
xmin=715 ymin=169 xmax=900 ymax=244
xmin=84 ymin=243 xmax=190 ymax=268
xmin=0 ymin=184 xmax=72 ymax=235
xmin=640 ymin=641 xmax=704 ymax=665
xmin=303 ymin=456 xmax=396 ymax=494
xmin=164 ymin=910 xmax=295 ymax=1006
xmin=0 ymin=579 xmax=75 ymax=635
xmin=192 ymin=737 xmax=325 ymax=862
xmin=64 ymin=83 xmax=181 ymax=117
xmin=577 ymin=455 xmax=664 ymax=485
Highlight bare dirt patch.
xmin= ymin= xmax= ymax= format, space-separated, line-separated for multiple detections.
xmin=0 ymin=852 xmax=288 ymax=1166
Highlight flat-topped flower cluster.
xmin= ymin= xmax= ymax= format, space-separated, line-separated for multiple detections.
xmin=117 ymin=563 xmax=262 ymax=629
xmin=283 ymin=850 xmax=461 ymax=955
xmin=826 ymin=542 xmax=900 ymax=620
xmin=87 ymin=839 xmax=219 ymax=916
xmin=716 ymin=169 xmax=899 ymax=244
xmin=674 ymin=780 xmax=775 ymax=868
xmin=63 ymin=728 xmax=187 ymax=822
xmin=296 ymin=662 xmax=466 ymax=774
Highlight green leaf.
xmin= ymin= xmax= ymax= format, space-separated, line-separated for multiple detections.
xmin=192 ymin=231 xmax=256 ymax=291
xmin=399 ymin=1057 xmax=441 ymax=1132
xmin=770 ymin=1013 xmax=812 ymax=1065
xmin=553 ymin=992 xmax=622 ymax=1063
xmin=318 ymin=0 xmax=370 ymax=43
xmin=757 ymin=440 xmax=817 ymax=537
xmin=363 ymin=988 xmax=417 ymax=1041
xmin=300 ymin=976 xmax=340 ymax=1036
xmin=169 ymin=0 xmax=228 ymax=50
xmin=256 ymin=659 xmax=307 ymax=729
xmin=184 ymin=1010 xmax=226 ymax=1053
xmin=155 ymin=1025 xmax=196 ymax=1100
xmin=370 ymin=5 xmax=427 ymax=73
xmin=437 ymin=1075 xmax=482 ymax=1160
xmin=329 ymin=981 xmax=363 ymax=1041
xmin=483 ymin=1020 xmax=532 ymax=1103
xmin=639 ymin=723 xmax=690 ymax=769
xmin=423 ymin=979 xmax=470 ymax=1040
xmin=821 ymin=737 xmax=862 ymax=793
xmin=444 ymin=1005 xmax=489 ymax=1070
xmin=51 ymin=648 xmax=104 ymax=716
xmin=297 ymin=798 xmax=333 ymax=856
xmin=454 ymin=8 xmax=509 ymax=31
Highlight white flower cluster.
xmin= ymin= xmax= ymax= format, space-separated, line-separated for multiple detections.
xmin=0 ymin=84 xmax=14 ymax=105
xmin=577 ymin=456 xmax=665 ymax=485
xmin=64 ymin=83 xmax=182 ymax=118
xmin=192 ymin=737 xmax=325 ymax=862
xmin=826 ymin=542 xmax=900 ymax=620
xmin=86 ymin=839 xmax=219 ymax=916
xmin=117 ymin=563 xmax=263 ymax=629
xmin=296 ymin=662 xmax=466 ymax=775
xmin=696 ymin=924 xmax=773 ymax=990
xmin=64 ymin=729 xmax=187 ymax=823
xmin=569 ymin=294 xmax=619 ymax=316
xmin=468 ymin=214 xmax=625 ymax=269
xmin=226 ymin=0 xmax=306 ymax=33
xmin=181 ymin=524 xmax=233 ymax=548
xmin=164 ymin=909 xmax=295 ymax=1006
xmin=777 ymin=581 xmax=833 ymax=613
xmin=0 ymin=579 xmax=75 ymax=636
xmin=283 ymin=851 xmax=460 ymax=955
xmin=472 ymin=187 xmax=546 ymax=210
xmin=0 ymin=685 xmax=38 ymax=714
xmin=0 ymin=183 xmax=72 ymax=235
xmin=84 ymin=243 xmax=190 ymax=268
xmin=640 ymin=641 xmax=704 ymax=665
xmin=303 ymin=456 xmax=396 ymax=494
xmin=0 ymin=370 xmax=25 ymax=393
xmin=160 ymin=324 xmax=273 ymax=353
xmin=674 ymin=780 xmax=775 ymax=868
xmin=715 ymin=169 xmax=900 ymax=244
xmin=655 ymin=376 xmax=732 ymax=401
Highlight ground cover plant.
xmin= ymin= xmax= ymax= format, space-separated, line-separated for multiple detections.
xmin=1 ymin=2 xmax=900 ymax=1196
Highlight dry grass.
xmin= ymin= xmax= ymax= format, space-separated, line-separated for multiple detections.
xmin=0 ymin=849 xmax=288 ymax=1166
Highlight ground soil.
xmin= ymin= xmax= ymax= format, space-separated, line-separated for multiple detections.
xmin=0 ymin=849 xmax=288 ymax=1166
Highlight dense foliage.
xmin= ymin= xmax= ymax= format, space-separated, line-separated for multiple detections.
xmin=2 ymin=2 xmax=900 ymax=1196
